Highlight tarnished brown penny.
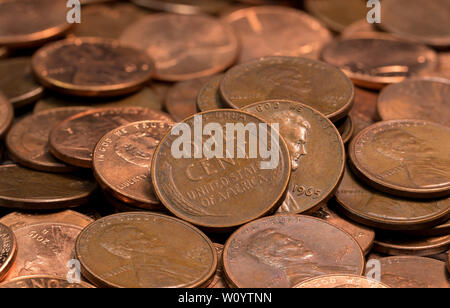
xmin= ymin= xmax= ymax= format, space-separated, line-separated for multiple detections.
xmin=0 ymin=94 xmax=13 ymax=139
xmin=0 ymin=58 xmax=44 ymax=108
xmin=6 ymin=107 xmax=90 ymax=173
xmin=49 ymin=107 xmax=172 ymax=168
xmin=335 ymin=115 xmax=354 ymax=144
xmin=350 ymin=87 xmax=379 ymax=136
xmin=120 ymin=14 xmax=238 ymax=82
xmin=152 ymin=109 xmax=291 ymax=230
xmin=208 ymin=243 xmax=227 ymax=289
xmin=243 ymin=100 xmax=344 ymax=214
xmin=32 ymin=37 xmax=155 ymax=97
xmin=349 ymin=120 xmax=450 ymax=198
xmin=196 ymin=74 xmax=226 ymax=112
xmin=222 ymin=6 xmax=332 ymax=63
xmin=336 ymin=165 xmax=450 ymax=231
xmin=294 ymin=275 xmax=389 ymax=288
xmin=0 ymin=165 xmax=98 ymax=210
xmin=321 ymin=37 xmax=438 ymax=90
xmin=131 ymin=0 xmax=232 ymax=14
xmin=377 ymin=78 xmax=450 ymax=127
xmin=0 ymin=276 xmax=94 ymax=288
xmin=0 ymin=0 xmax=72 ymax=48
xmin=75 ymin=212 xmax=218 ymax=288
xmin=373 ymin=256 xmax=450 ymax=288
xmin=221 ymin=56 xmax=354 ymax=122
xmin=380 ymin=0 xmax=450 ymax=48
xmin=223 ymin=215 xmax=365 ymax=288
xmin=0 ymin=223 xmax=17 ymax=281
xmin=93 ymin=121 xmax=173 ymax=209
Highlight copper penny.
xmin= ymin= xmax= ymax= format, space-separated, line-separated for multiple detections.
xmin=243 ymin=100 xmax=344 ymax=214
xmin=349 ymin=120 xmax=450 ymax=198
xmin=377 ymin=78 xmax=450 ymax=127
xmin=196 ymin=74 xmax=226 ymax=112
xmin=151 ymin=109 xmax=291 ymax=230
xmin=0 ymin=223 xmax=17 ymax=281
xmin=120 ymin=14 xmax=238 ymax=82
xmin=294 ymin=274 xmax=389 ymax=288
xmin=131 ymin=0 xmax=232 ymax=14
xmin=321 ymin=37 xmax=438 ymax=90
xmin=335 ymin=115 xmax=354 ymax=144
xmin=93 ymin=121 xmax=173 ymax=209
xmin=372 ymin=256 xmax=450 ymax=288
xmin=223 ymin=215 xmax=365 ymax=288
xmin=404 ymin=220 xmax=450 ymax=237
xmin=32 ymin=37 xmax=155 ymax=97
xmin=0 ymin=0 xmax=71 ymax=49
xmin=350 ymin=87 xmax=379 ymax=136
xmin=49 ymin=107 xmax=172 ymax=168
xmin=222 ymin=6 xmax=332 ymax=63
xmin=0 ymin=276 xmax=94 ymax=288
xmin=335 ymin=165 xmax=450 ymax=231
xmin=0 ymin=94 xmax=13 ymax=139
xmin=0 ymin=165 xmax=98 ymax=210
xmin=208 ymin=243 xmax=227 ymax=289
xmin=221 ymin=56 xmax=355 ymax=122
xmin=6 ymin=107 xmax=90 ymax=173
xmin=75 ymin=212 xmax=218 ymax=288
xmin=0 ymin=58 xmax=44 ymax=108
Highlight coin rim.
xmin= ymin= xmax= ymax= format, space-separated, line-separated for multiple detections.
xmin=0 ymin=222 xmax=17 ymax=281
xmin=293 ymin=274 xmax=390 ymax=288
xmin=0 ymin=94 xmax=13 ymax=140
xmin=0 ymin=275 xmax=95 ymax=288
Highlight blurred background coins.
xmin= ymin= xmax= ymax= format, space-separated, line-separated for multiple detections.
xmin=0 ymin=94 xmax=13 ymax=140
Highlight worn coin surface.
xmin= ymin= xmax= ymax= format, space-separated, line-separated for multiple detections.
xmin=131 ymin=0 xmax=232 ymax=14
xmin=6 ymin=107 xmax=90 ymax=173
xmin=120 ymin=14 xmax=238 ymax=82
xmin=93 ymin=121 xmax=173 ymax=209
xmin=32 ymin=37 xmax=155 ymax=97
xmin=152 ymin=109 xmax=291 ymax=230
xmin=196 ymin=74 xmax=226 ymax=112
xmin=49 ymin=107 xmax=172 ymax=168
xmin=75 ymin=212 xmax=218 ymax=288
xmin=377 ymin=78 xmax=450 ymax=127
xmin=336 ymin=165 xmax=450 ymax=231
xmin=0 ymin=165 xmax=98 ymax=210
xmin=321 ymin=37 xmax=438 ymax=89
xmin=0 ymin=223 xmax=17 ymax=281
xmin=222 ymin=6 xmax=332 ymax=63
xmin=221 ymin=56 xmax=354 ymax=122
xmin=0 ymin=94 xmax=13 ymax=140
xmin=243 ymin=100 xmax=344 ymax=214
xmin=294 ymin=274 xmax=389 ymax=288
xmin=0 ymin=276 xmax=94 ymax=288
xmin=374 ymin=233 xmax=450 ymax=257
xmin=223 ymin=215 xmax=365 ymax=288
xmin=208 ymin=243 xmax=227 ymax=289
xmin=349 ymin=120 xmax=450 ymax=198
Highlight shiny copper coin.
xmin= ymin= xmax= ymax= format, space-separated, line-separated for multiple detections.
xmin=0 ymin=223 xmax=17 ymax=281
xmin=350 ymin=87 xmax=379 ymax=136
xmin=0 ymin=94 xmax=13 ymax=139
xmin=243 ymin=100 xmax=344 ymax=214
xmin=208 ymin=243 xmax=227 ymax=289
xmin=0 ymin=276 xmax=94 ymax=288
xmin=120 ymin=14 xmax=238 ymax=82
xmin=222 ymin=6 xmax=332 ymax=63
xmin=374 ymin=233 xmax=450 ymax=257
xmin=152 ymin=109 xmax=291 ymax=230
xmin=93 ymin=121 xmax=173 ymax=209
xmin=131 ymin=0 xmax=232 ymax=14
xmin=0 ymin=58 xmax=44 ymax=108
xmin=377 ymin=78 xmax=450 ymax=127
xmin=6 ymin=107 xmax=90 ymax=173
xmin=349 ymin=120 xmax=450 ymax=198
xmin=221 ymin=56 xmax=354 ymax=122
xmin=196 ymin=74 xmax=226 ymax=112
xmin=294 ymin=274 xmax=389 ymax=288
xmin=321 ymin=37 xmax=438 ymax=89
xmin=223 ymin=215 xmax=365 ymax=288
xmin=0 ymin=0 xmax=71 ymax=48
xmin=75 ymin=212 xmax=218 ymax=288
xmin=336 ymin=165 xmax=450 ymax=231
xmin=0 ymin=165 xmax=98 ymax=210
xmin=373 ymin=256 xmax=450 ymax=288
xmin=49 ymin=107 xmax=172 ymax=168
xmin=32 ymin=37 xmax=155 ymax=97
xmin=335 ymin=115 xmax=354 ymax=144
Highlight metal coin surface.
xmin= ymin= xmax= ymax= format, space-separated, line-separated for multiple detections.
xmin=131 ymin=0 xmax=232 ymax=14
xmin=0 ymin=0 xmax=71 ymax=48
xmin=350 ymin=87 xmax=379 ymax=136
xmin=0 ymin=276 xmax=94 ymax=288
xmin=32 ymin=38 xmax=155 ymax=97
xmin=223 ymin=215 xmax=365 ymax=288
xmin=6 ymin=107 xmax=90 ymax=173
xmin=243 ymin=100 xmax=344 ymax=214
xmin=152 ymin=109 xmax=291 ymax=230
xmin=196 ymin=74 xmax=226 ymax=112
xmin=294 ymin=274 xmax=389 ymax=288
xmin=0 ymin=94 xmax=13 ymax=139
xmin=374 ymin=233 xmax=450 ymax=257
xmin=222 ymin=6 xmax=332 ymax=63
xmin=0 ymin=165 xmax=98 ymax=210
xmin=0 ymin=58 xmax=44 ymax=109
xmin=335 ymin=165 xmax=450 ymax=231
xmin=93 ymin=121 xmax=173 ymax=209
xmin=0 ymin=223 xmax=17 ymax=281
xmin=349 ymin=120 xmax=450 ymax=199
xmin=221 ymin=56 xmax=354 ymax=122
xmin=321 ymin=37 xmax=438 ymax=89
xmin=75 ymin=212 xmax=218 ymax=288
xmin=404 ymin=220 xmax=450 ymax=237
xmin=207 ymin=243 xmax=227 ymax=288
xmin=377 ymin=78 xmax=450 ymax=127
xmin=120 ymin=14 xmax=238 ymax=82
xmin=49 ymin=107 xmax=172 ymax=168
xmin=341 ymin=19 xmax=381 ymax=39
xmin=335 ymin=115 xmax=354 ymax=144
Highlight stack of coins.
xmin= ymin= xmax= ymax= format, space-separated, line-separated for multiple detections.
xmin=0 ymin=0 xmax=449 ymax=289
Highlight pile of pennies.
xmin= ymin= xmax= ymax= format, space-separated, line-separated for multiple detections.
xmin=0 ymin=0 xmax=449 ymax=289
